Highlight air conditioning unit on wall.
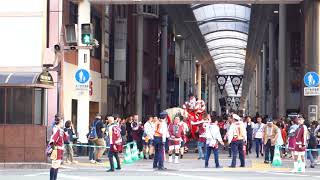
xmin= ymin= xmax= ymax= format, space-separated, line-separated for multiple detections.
xmin=136 ymin=5 xmax=159 ymax=18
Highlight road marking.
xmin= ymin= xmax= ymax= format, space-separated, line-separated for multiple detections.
xmin=258 ymin=171 xmax=309 ymax=177
xmin=59 ymin=174 xmax=94 ymax=180
xmin=24 ymin=172 xmax=48 ymax=177
xmin=158 ymin=171 xmax=228 ymax=180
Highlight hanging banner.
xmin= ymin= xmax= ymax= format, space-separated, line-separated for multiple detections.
xmin=216 ymin=75 xmax=228 ymax=95
xmin=226 ymin=96 xmax=233 ymax=107
xmin=234 ymin=97 xmax=241 ymax=108
xmin=230 ymin=75 xmax=243 ymax=95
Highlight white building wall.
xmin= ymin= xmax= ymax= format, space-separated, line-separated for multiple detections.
xmin=0 ymin=0 xmax=47 ymax=69
xmin=63 ymin=62 xmax=102 ymax=142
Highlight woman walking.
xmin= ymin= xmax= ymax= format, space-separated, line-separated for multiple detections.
xmin=49 ymin=117 xmax=68 ymax=180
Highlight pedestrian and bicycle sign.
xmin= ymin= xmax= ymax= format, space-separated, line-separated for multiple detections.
xmin=304 ymin=72 xmax=319 ymax=87
xmin=304 ymin=72 xmax=320 ymax=96
xmin=75 ymin=69 xmax=90 ymax=95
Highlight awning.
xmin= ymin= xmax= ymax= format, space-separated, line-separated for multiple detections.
xmin=0 ymin=72 xmax=55 ymax=89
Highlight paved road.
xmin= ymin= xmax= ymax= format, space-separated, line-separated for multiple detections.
xmin=1 ymin=153 xmax=320 ymax=180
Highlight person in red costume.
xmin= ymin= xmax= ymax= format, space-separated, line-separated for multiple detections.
xmin=168 ymin=117 xmax=185 ymax=164
xmin=183 ymin=93 xmax=206 ymax=139
xmin=292 ymin=116 xmax=307 ymax=173
xmin=49 ymin=117 xmax=69 ymax=180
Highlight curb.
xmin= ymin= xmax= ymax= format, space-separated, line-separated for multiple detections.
xmin=0 ymin=163 xmax=51 ymax=169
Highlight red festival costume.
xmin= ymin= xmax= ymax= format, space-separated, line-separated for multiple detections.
xmin=168 ymin=123 xmax=184 ymax=146
xmin=49 ymin=127 xmax=68 ymax=160
xmin=183 ymin=98 xmax=206 ymax=139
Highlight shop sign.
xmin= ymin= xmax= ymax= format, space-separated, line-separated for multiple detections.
xmin=37 ymin=71 xmax=54 ymax=86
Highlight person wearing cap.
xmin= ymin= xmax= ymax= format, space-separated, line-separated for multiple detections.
xmin=227 ymin=114 xmax=247 ymax=168
xmin=262 ymin=118 xmax=278 ymax=164
xmin=153 ymin=112 xmax=169 ymax=170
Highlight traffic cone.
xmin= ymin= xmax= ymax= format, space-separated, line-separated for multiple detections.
xmin=123 ymin=145 xmax=133 ymax=164
xmin=272 ymin=145 xmax=282 ymax=167
xmin=131 ymin=142 xmax=139 ymax=161
xmin=139 ymin=151 xmax=144 ymax=160
xmin=113 ymin=157 xmax=118 ymax=169
xmin=297 ymin=155 xmax=305 ymax=173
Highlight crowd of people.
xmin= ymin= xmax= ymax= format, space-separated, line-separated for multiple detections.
xmin=47 ymin=109 xmax=320 ymax=178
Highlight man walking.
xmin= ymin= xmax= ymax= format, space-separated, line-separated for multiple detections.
xmin=92 ymin=114 xmax=106 ymax=164
xmin=245 ymin=116 xmax=254 ymax=155
xmin=253 ymin=116 xmax=265 ymax=158
xmin=227 ymin=114 xmax=247 ymax=168
xmin=205 ymin=117 xmax=224 ymax=168
xmin=263 ymin=118 xmax=278 ymax=164
xmin=153 ymin=112 xmax=168 ymax=170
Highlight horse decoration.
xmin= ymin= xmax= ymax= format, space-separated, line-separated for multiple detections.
xmin=163 ymin=97 xmax=206 ymax=140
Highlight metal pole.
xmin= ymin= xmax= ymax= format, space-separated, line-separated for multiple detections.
xmin=160 ymin=15 xmax=168 ymax=111
xmin=136 ymin=14 xmax=144 ymax=118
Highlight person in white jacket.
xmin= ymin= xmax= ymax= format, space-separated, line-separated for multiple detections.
xmin=227 ymin=114 xmax=247 ymax=168
xmin=143 ymin=116 xmax=155 ymax=159
xmin=253 ymin=116 xmax=265 ymax=158
xmin=205 ymin=117 xmax=224 ymax=168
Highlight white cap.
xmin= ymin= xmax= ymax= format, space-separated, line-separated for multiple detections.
xmin=232 ymin=114 xmax=241 ymax=121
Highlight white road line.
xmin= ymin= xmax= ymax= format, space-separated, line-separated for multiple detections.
xmin=58 ymin=174 xmax=95 ymax=180
xmin=24 ymin=172 xmax=49 ymax=177
xmin=259 ymin=171 xmax=309 ymax=177
xmin=158 ymin=172 xmax=228 ymax=180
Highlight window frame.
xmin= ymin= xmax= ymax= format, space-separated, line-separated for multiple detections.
xmin=0 ymin=87 xmax=45 ymax=125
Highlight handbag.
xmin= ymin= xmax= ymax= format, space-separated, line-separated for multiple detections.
xmin=50 ymin=148 xmax=58 ymax=160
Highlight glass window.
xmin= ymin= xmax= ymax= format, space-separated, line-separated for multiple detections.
xmin=34 ymin=88 xmax=43 ymax=125
xmin=204 ymin=31 xmax=248 ymax=42
xmin=207 ymin=39 xmax=247 ymax=50
xmin=0 ymin=88 xmax=4 ymax=124
xmin=6 ymin=88 xmax=32 ymax=124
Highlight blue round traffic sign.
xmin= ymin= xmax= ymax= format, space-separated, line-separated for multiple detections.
xmin=304 ymin=72 xmax=319 ymax=87
xmin=75 ymin=69 xmax=90 ymax=84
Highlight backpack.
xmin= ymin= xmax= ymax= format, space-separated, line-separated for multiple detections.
xmin=316 ymin=128 xmax=320 ymax=138
xmin=309 ymin=131 xmax=317 ymax=149
xmin=88 ymin=120 xmax=99 ymax=140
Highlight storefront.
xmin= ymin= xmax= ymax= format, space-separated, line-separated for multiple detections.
xmin=0 ymin=71 xmax=53 ymax=162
